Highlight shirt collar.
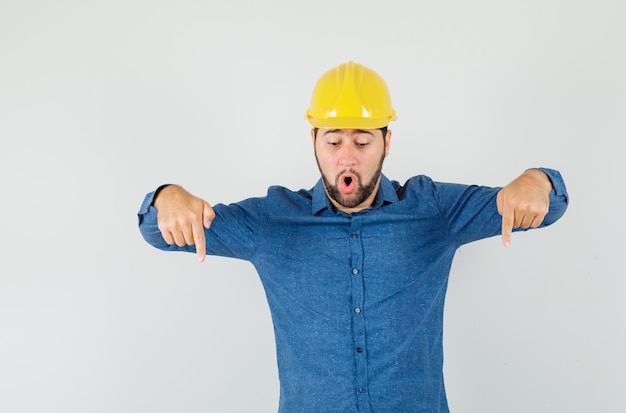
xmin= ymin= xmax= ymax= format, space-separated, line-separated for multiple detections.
xmin=311 ymin=174 xmax=399 ymax=215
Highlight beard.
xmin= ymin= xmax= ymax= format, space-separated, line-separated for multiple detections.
xmin=316 ymin=151 xmax=386 ymax=209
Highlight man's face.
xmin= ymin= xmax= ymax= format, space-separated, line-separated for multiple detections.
xmin=312 ymin=128 xmax=391 ymax=213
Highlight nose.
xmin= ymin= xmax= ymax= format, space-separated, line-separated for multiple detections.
xmin=339 ymin=145 xmax=357 ymax=167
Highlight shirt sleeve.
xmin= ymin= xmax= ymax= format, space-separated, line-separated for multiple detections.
xmin=433 ymin=168 xmax=569 ymax=247
xmin=137 ymin=188 xmax=263 ymax=262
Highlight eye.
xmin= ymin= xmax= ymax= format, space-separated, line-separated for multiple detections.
xmin=357 ymin=142 xmax=370 ymax=147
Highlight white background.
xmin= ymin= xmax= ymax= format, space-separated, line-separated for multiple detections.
xmin=1 ymin=0 xmax=624 ymax=412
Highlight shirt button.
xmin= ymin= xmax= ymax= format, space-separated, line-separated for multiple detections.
xmin=356 ymin=347 xmax=363 ymax=353
xmin=352 ymin=268 xmax=359 ymax=275
xmin=354 ymin=307 xmax=361 ymax=314
xmin=358 ymin=387 xmax=366 ymax=393
xmin=350 ymin=233 xmax=358 ymax=239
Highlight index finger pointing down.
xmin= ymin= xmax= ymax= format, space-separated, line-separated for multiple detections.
xmin=501 ymin=203 xmax=514 ymax=248
xmin=192 ymin=221 xmax=207 ymax=262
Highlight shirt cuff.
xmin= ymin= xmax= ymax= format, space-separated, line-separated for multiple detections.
xmin=137 ymin=184 xmax=171 ymax=221
xmin=537 ymin=167 xmax=568 ymax=199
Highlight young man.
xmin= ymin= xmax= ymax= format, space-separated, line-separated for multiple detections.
xmin=138 ymin=61 xmax=568 ymax=412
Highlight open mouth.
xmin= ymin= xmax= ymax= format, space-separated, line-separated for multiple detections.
xmin=339 ymin=173 xmax=357 ymax=194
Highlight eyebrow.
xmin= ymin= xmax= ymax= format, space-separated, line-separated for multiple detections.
xmin=323 ymin=129 xmax=375 ymax=136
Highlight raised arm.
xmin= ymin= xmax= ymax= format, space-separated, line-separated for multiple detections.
xmin=138 ymin=184 xmax=263 ymax=263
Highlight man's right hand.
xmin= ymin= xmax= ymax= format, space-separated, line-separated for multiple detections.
xmin=153 ymin=185 xmax=215 ymax=262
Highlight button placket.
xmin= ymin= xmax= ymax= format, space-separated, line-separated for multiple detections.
xmin=348 ymin=216 xmax=370 ymax=410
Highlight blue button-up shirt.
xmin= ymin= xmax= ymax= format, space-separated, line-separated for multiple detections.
xmin=138 ymin=170 xmax=568 ymax=412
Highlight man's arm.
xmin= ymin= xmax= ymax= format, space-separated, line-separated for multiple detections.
xmin=497 ymin=168 xmax=563 ymax=247
xmin=138 ymin=184 xmax=263 ymax=262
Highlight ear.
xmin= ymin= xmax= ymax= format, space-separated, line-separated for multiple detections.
xmin=384 ymin=129 xmax=392 ymax=157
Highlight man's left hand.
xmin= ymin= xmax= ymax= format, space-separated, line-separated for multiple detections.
xmin=497 ymin=169 xmax=553 ymax=247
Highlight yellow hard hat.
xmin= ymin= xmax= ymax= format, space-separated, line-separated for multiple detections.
xmin=305 ymin=61 xmax=397 ymax=129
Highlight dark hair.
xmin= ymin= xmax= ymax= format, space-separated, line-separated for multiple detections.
xmin=313 ymin=127 xmax=388 ymax=140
